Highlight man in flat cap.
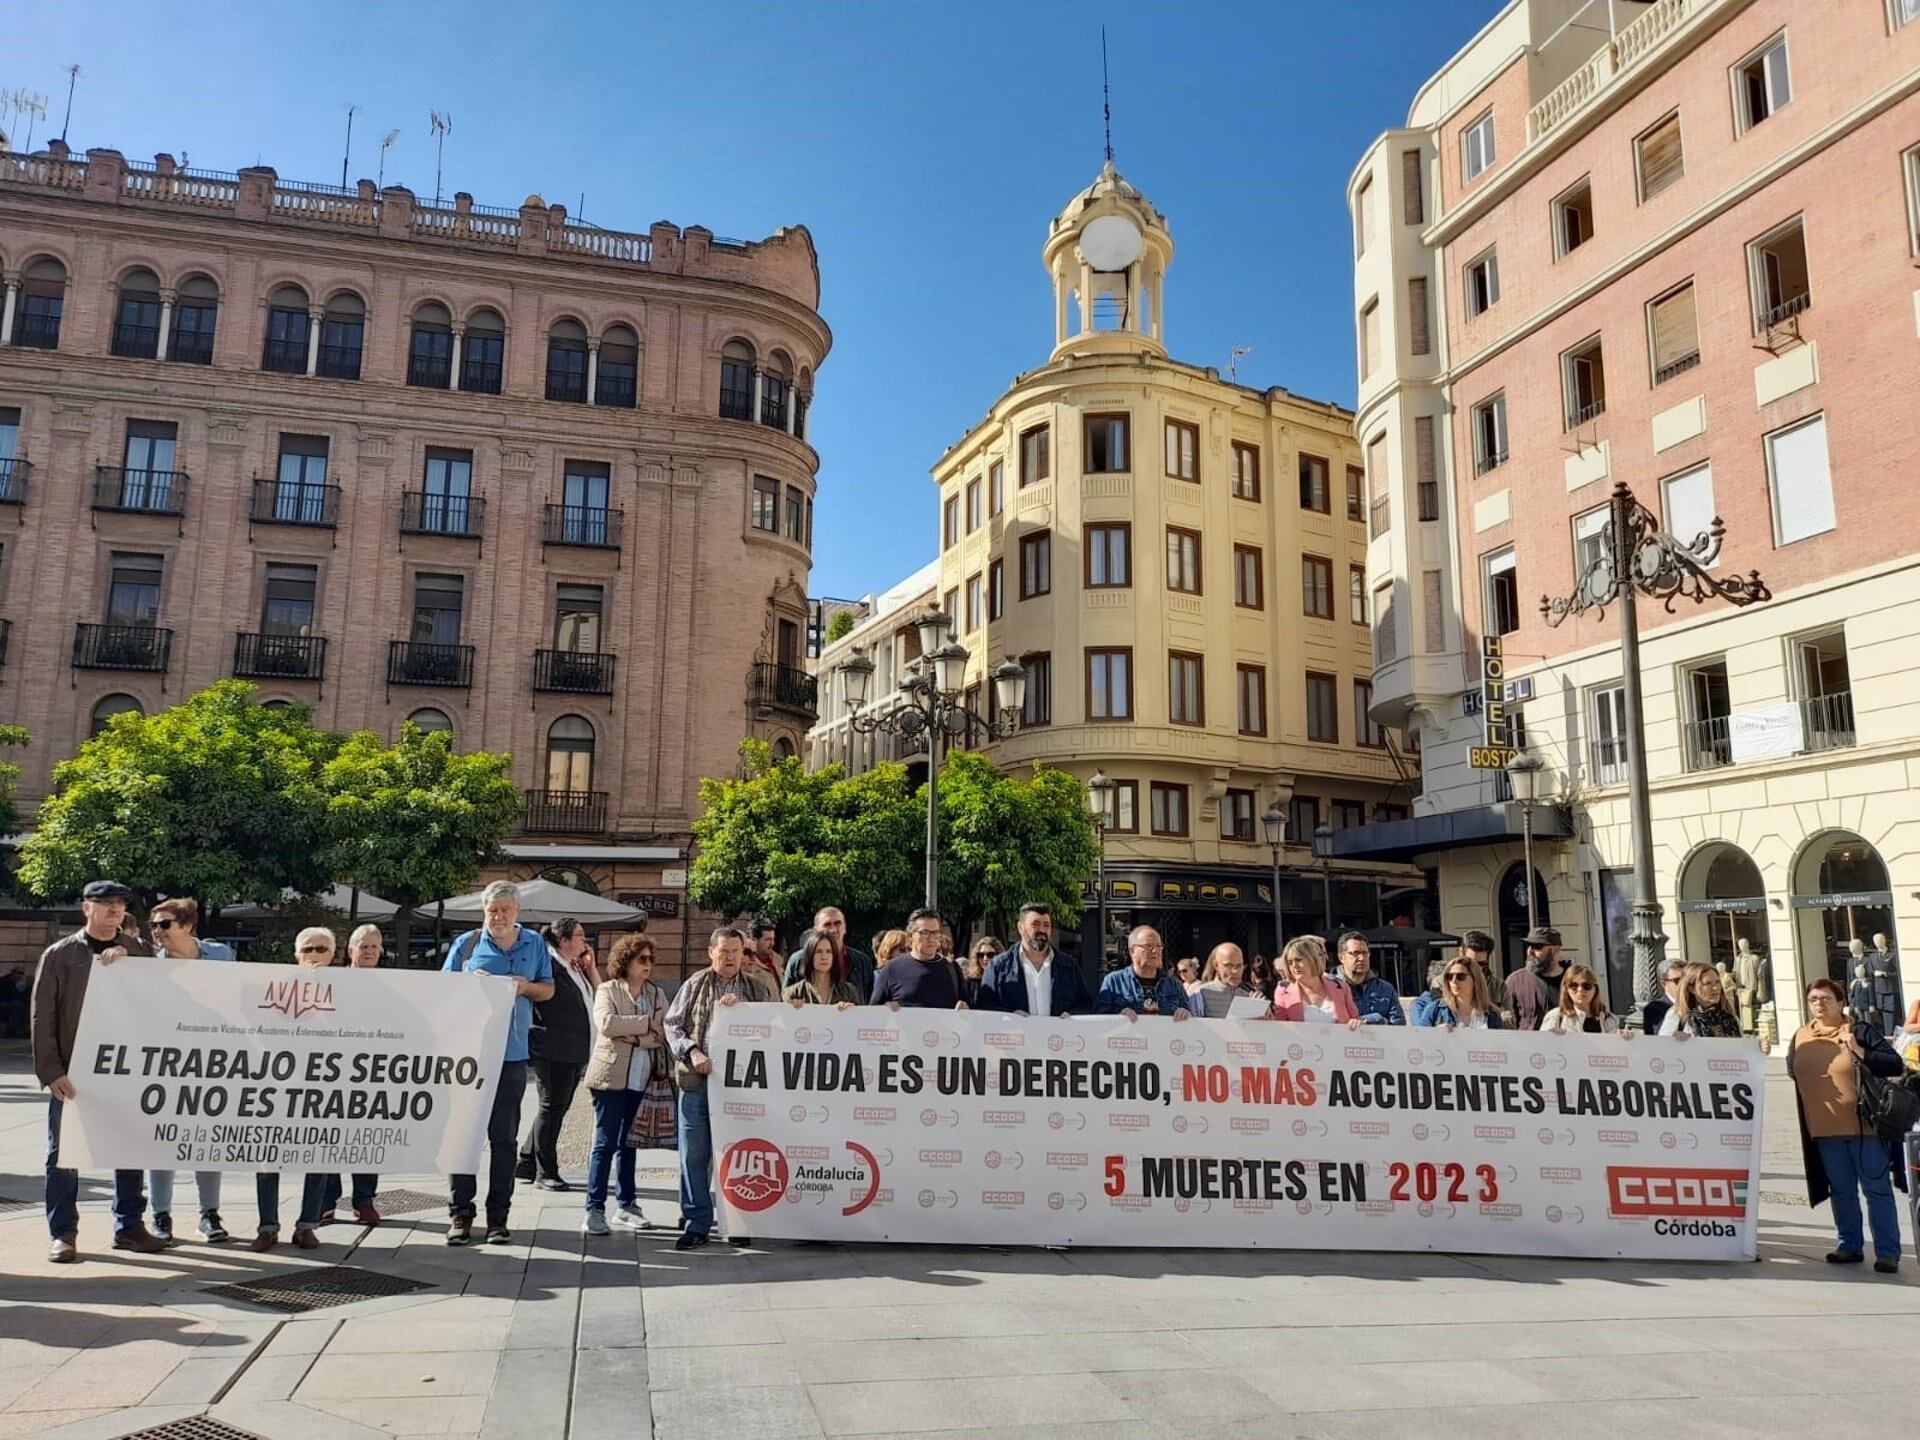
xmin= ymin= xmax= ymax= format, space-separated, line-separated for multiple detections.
xmin=1505 ymin=925 xmax=1568 ymax=1032
xmin=33 ymin=880 xmax=169 ymax=1262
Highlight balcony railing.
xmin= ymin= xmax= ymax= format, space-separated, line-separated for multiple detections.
xmin=1760 ymin=292 xmax=1812 ymax=331
xmin=388 ymin=640 xmax=474 ymax=688
xmin=1682 ymin=714 xmax=1732 ymax=773
xmin=262 ymin=337 xmax=307 ymax=373
xmin=1653 ymin=351 xmax=1701 ymax=386
xmin=1528 ymin=0 xmax=1704 ymax=143
xmin=460 ymin=356 xmax=503 ymax=394
xmin=316 ymin=343 xmax=363 ymax=380
xmin=1590 ymin=738 xmax=1628 ymax=787
xmin=595 ymin=373 xmax=637 ymax=408
xmin=0 ymin=458 xmax=30 ymax=506
xmin=541 ymin=504 xmax=622 ymax=549
xmin=234 ymin=631 xmax=327 ymax=680
xmin=749 ymin=661 xmax=819 ymax=719
xmin=73 ymin=622 xmax=171 ymax=672
xmin=250 ymin=478 xmax=341 ymax=527
xmin=1566 ymin=398 xmax=1607 ymax=428
xmin=111 ymin=322 xmax=161 ymax=359
xmin=170 ymin=329 xmax=215 ymax=365
xmin=533 ymin=648 xmax=617 ymax=695
xmin=11 ymin=310 xmax=61 ymax=349
xmin=93 ymin=467 xmax=188 ymax=515
xmin=1802 ymin=691 xmax=1855 ymax=754
xmin=522 ymin=788 xmax=609 ymax=835
xmin=0 ymin=618 xmax=11 ymax=667
xmin=407 ymin=352 xmax=452 ymax=388
xmin=546 ymin=370 xmax=589 ymax=404
xmin=719 ymin=388 xmax=754 ymax=422
xmin=399 ymin=490 xmax=485 ymax=538
xmin=1474 ymin=448 xmax=1509 ymax=476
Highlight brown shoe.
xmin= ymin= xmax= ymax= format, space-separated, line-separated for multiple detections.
xmin=291 ymin=1227 xmax=321 ymax=1250
xmin=111 ymin=1224 xmax=170 ymax=1255
xmin=48 ymin=1234 xmax=77 ymax=1264
xmin=354 ymin=1203 xmax=381 ymax=1227
xmin=250 ymin=1230 xmax=278 ymax=1253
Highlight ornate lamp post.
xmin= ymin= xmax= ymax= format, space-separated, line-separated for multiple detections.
xmin=1540 ymin=480 xmax=1770 ymax=1011
xmin=1311 ymin=823 xmax=1336 ymax=936
xmin=1261 ymin=805 xmax=1285 ymax=958
xmin=1087 ymin=770 xmax=1114 ymax=970
xmin=837 ymin=608 xmax=1027 ymax=912
xmin=1505 ymin=749 xmax=1545 ymax=941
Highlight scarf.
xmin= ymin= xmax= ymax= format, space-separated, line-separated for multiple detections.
xmin=1686 ymin=1004 xmax=1741 ymax=1038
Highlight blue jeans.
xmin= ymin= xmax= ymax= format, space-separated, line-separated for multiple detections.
xmin=450 ymin=1059 xmax=528 ymax=1226
xmin=586 ymin=1088 xmax=644 ymax=1212
xmin=319 ymin=1173 xmax=379 ymax=1212
xmin=254 ymin=1173 xmax=328 ymax=1234
xmin=677 ymin=1085 xmax=713 ymax=1236
xmin=149 ymin=1169 xmax=222 ymax=1225
xmin=1817 ymin=1134 xmax=1903 ymax=1261
xmin=46 ymin=1097 xmax=145 ymax=1240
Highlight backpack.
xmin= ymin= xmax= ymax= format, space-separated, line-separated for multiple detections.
xmin=1856 ymin=1054 xmax=1920 ymax=1143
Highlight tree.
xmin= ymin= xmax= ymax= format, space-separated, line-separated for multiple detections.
xmin=690 ymin=740 xmax=921 ymax=935
xmin=18 ymin=681 xmax=338 ymax=907
xmin=825 ymin=609 xmax=856 ymax=645
xmin=933 ymin=750 xmax=1098 ymax=945
xmin=318 ymin=722 xmax=521 ymax=964
xmin=0 ymin=725 xmax=30 ymax=901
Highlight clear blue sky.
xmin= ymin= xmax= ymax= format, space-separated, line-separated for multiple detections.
xmin=9 ymin=1 xmax=1490 ymax=598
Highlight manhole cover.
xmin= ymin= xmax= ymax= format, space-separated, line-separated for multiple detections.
xmin=363 ymin=1187 xmax=443 ymax=1217
xmin=204 ymin=1264 xmax=433 ymax=1314
xmin=120 ymin=1418 xmax=267 ymax=1440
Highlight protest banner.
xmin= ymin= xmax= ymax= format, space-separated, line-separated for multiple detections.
xmin=59 ymin=958 xmax=514 ymax=1174
xmin=709 ymin=1005 xmax=1765 ymax=1260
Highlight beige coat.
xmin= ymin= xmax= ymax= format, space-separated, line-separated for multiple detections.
xmin=585 ymin=979 xmax=665 ymax=1092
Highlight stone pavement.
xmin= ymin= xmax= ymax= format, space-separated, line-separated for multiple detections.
xmin=4 ymin=1042 xmax=1920 ymax=1440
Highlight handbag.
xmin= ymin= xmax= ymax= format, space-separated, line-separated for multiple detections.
xmin=1855 ymin=1049 xmax=1920 ymax=1142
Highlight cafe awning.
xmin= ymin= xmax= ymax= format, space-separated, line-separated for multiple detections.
xmin=1329 ymin=803 xmax=1572 ymax=865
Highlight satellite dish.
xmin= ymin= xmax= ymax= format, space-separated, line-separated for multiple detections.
xmin=1080 ymin=214 xmax=1143 ymax=272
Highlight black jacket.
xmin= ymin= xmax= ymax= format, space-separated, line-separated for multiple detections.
xmin=1787 ymin=1019 xmax=1910 ymax=1210
xmin=973 ymin=945 xmax=1095 ymax=1016
xmin=529 ymin=958 xmax=594 ymax=1065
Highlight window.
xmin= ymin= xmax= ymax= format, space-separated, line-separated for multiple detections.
xmin=1367 ymin=434 xmax=1391 ymax=538
xmin=1349 ymin=566 xmax=1367 ymax=625
xmin=1472 ymin=394 xmax=1508 ymax=474
xmin=1020 ymin=652 xmax=1052 ymax=727
xmin=107 ymin=553 xmax=164 ymax=625
xmin=1897 ymin=0 xmax=1920 ymax=28
xmin=1084 ymin=413 xmax=1129 ymax=473
xmin=90 ymin=694 xmax=144 ymax=734
xmin=1085 ymin=523 xmax=1131 ymax=588
xmin=1462 ymin=109 xmax=1495 ymax=182
xmin=123 ymin=420 xmax=179 ymax=493
xmin=1222 ymin=789 xmax=1256 ymax=843
xmin=1765 ymin=414 xmax=1835 ymax=544
xmin=1374 ymin=583 xmax=1397 ymax=664
xmin=964 ymin=477 xmax=982 ymax=532
xmin=1236 ymin=663 xmax=1266 ymax=736
xmin=596 ymin=326 xmax=639 ymax=409
xmin=1375 ymin=803 xmax=1410 ymax=825
xmin=263 ymin=288 xmax=310 ymax=372
xmin=545 ymin=321 xmax=590 ymax=403
xmin=1168 ymin=652 xmax=1204 ymax=726
xmin=1298 ymin=453 xmax=1330 ymax=512
xmin=752 ymin=475 xmax=779 ymax=532
xmin=1648 ymin=283 xmax=1701 ymax=384
xmin=1302 ymin=555 xmax=1333 ymax=619
xmin=988 ymin=559 xmax=1005 ymax=620
xmin=12 ymin=258 xmax=66 ymax=349
xmin=461 ymin=310 xmax=505 ymax=394
xmin=1733 ymin=33 xmax=1791 ymax=133
xmin=1086 ymin=647 xmax=1133 ymax=720
xmin=1573 ymin=507 xmax=1610 ymax=581
xmin=1407 ymin=277 xmax=1431 ymax=357
xmin=1019 ymin=425 xmax=1050 ymax=487
xmin=411 ymin=573 xmax=464 ymax=646
xmin=112 ymin=269 xmax=163 ymax=359
xmin=1360 ymin=299 xmax=1380 ymax=377
xmin=1749 ymin=217 xmax=1811 ymax=329
xmin=407 ymin=707 xmax=453 ymax=737
xmin=0 ymin=407 xmax=18 ymax=497
xmin=317 ymin=295 xmax=365 ymax=380
xmin=1562 ymin=335 xmax=1607 ymax=428
xmin=1794 ymin=628 xmax=1855 ymax=752
xmin=1590 ymin=684 xmax=1628 ymax=785
xmin=719 ymin=340 xmax=756 ymax=420
xmin=1904 ymin=145 xmax=1920 ymax=256
xmin=1414 ymin=416 xmax=1438 ymax=521
xmin=1097 ymin=779 xmax=1138 ymax=833
xmin=1636 ymin=112 xmax=1685 ymax=200
xmin=407 ymin=303 xmax=453 ymax=387
xmin=555 ymin=584 xmax=604 ymax=651
xmin=942 ymin=493 xmax=960 ymax=549
xmin=1553 ymin=177 xmax=1594 ymax=258
xmin=785 ymin=487 xmax=807 ymax=543
xmin=1346 ymin=465 xmax=1364 ymax=522
xmin=261 ymin=562 xmax=318 ymax=635
xmin=1662 ymin=463 xmax=1715 ymax=551
xmin=1423 ymin=571 xmax=1446 ymax=652
xmin=1305 ymin=673 xmax=1338 ymax=743
xmin=546 ymin=715 xmax=596 ymax=793
xmin=1483 ymin=547 xmax=1519 ymax=637
xmin=1464 ymin=249 xmax=1499 ymax=317
xmin=1232 ymin=442 xmax=1261 ymax=501
xmin=1402 ymin=148 xmax=1425 ymax=224
xmin=1233 ymin=545 xmax=1264 ymax=610
xmin=965 ymin=573 xmax=984 ymax=633
xmin=759 ymin=356 xmax=791 ymax=431
xmin=1355 ymin=681 xmax=1384 ymax=748
xmin=1019 ymin=531 xmax=1052 ymax=598
xmin=988 ymin=460 xmax=1005 ymax=516
xmin=1354 ymin=176 xmax=1375 ymax=258
xmin=1150 ymin=782 xmax=1190 ymax=837
xmin=1165 ymin=527 xmax=1201 ymax=595
xmin=171 ymin=276 xmax=218 ymax=365
xmin=1682 ymin=660 xmax=1733 ymax=772
xmin=560 ymin=461 xmax=611 ymax=544
xmin=1333 ymin=799 xmax=1367 ymax=831
xmin=943 ymin=588 xmax=958 ymax=628
xmin=1164 ymin=419 xmax=1199 ymax=481
xmin=1287 ymin=796 xmax=1319 ymax=844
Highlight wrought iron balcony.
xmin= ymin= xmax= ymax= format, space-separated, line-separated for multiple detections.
xmin=316 ymin=343 xmax=362 ymax=380
xmin=73 ymin=622 xmax=171 ymax=672
xmin=262 ymin=336 xmax=307 ymax=373
xmin=1589 ymin=737 xmax=1629 ymax=787
xmin=1682 ymin=714 xmax=1732 ymax=773
xmin=541 ymin=503 xmax=622 ymax=549
xmin=1566 ymin=398 xmax=1607 ymax=428
xmin=93 ymin=466 xmax=188 ymax=515
xmin=0 ymin=458 xmax=30 ymax=506
xmin=170 ymin=329 xmax=215 ymax=365
xmin=388 ymin=640 xmax=474 ymax=688
xmin=407 ymin=351 xmax=452 ymax=388
xmin=1760 ymin=292 xmax=1811 ymax=330
xmin=595 ymin=373 xmax=637 ymax=408
xmin=234 ymin=631 xmax=327 ymax=680
xmin=719 ymin=389 xmax=754 ymax=422
xmin=250 ymin=478 xmax=341 ymax=527
xmin=111 ymin=322 xmax=160 ymax=359
xmin=11 ymin=310 xmax=61 ymax=349
xmin=749 ymin=661 xmax=819 ymax=720
xmin=460 ymin=356 xmax=503 ymax=395
xmin=1653 ymin=350 xmax=1701 ymax=386
xmin=533 ymin=648 xmax=616 ymax=695
xmin=1802 ymin=691 xmax=1855 ymax=754
xmin=522 ymin=788 xmax=609 ymax=836
xmin=546 ymin=370 xmax=589 ymax=404
xmin=1474 ymin=448 xmax=1509 ymax=476
xmin=399 ymin=490 xmax=484 ymax=538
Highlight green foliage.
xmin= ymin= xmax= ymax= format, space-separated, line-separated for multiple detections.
xmin=825 ymin=609 xmax=856 ymax=645
xmin=18 ymin=681 xmax=337 ymax=907
xmin=933 ymin=750 xmax=1098 ymax=940
xmin=0 ymin=723 xmax=28 ymax=841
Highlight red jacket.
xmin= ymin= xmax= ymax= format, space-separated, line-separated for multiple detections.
xmin=1270 ymin=977 xmax=1359 ymax=1023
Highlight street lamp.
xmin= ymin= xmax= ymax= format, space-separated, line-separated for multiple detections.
xmin=1505 ymin=749 xmax=1545 ymax=941
xmin=1087 ymin=770 xmax=1114 ymax=970
xmin=1261 ymin=805 xmax=1285 ymax=959
xmin=1541 ymin=481 xmax=1770 ymax=1010
xmin=1311 ymin=823 xmax=1336 ymax=937
xmin=839 ymin=609 xmax=1027 ymax=912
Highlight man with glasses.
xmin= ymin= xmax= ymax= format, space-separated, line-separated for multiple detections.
xmin=976 ymin=902 xmax=1093 ymax=1017
xmin=1096 ymin=927 xmax=1192 ymax=1020
xmin=144 ymin=898 xmax=235 ymax=1244
xmin=1506 ymin=925 xmax=1568 ymax=1031
xmin=784 ymin=906 xmax=875 ymax=1000
xmin=871 ymin=909 xmax=969 ymax=1010
xmin=1336 ymin=931 xmax=1405 ymax=1026
xmin=1641 ymin=959 xmax=1686 ymax=1035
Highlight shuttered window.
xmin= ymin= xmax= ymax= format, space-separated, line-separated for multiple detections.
xmin=1766 ymin=416 xmax=1835 ymax=544
xmin=1408 ymin=278 xmax=1430 ymax=356
xmin=1636 ymin=113 xmax=1685 ymax=200
xmin=1648 ymin=283 xmax=1700 ymax=384
xmin=1367 ymin=433 xmax=1390 ymax=538
xmin=1402 ymin=149 xmax=1424 ymax=224
xmin=1361 ymin=299 xmax=1381 ymax=377
xmin=1355 ymin=177 xmax=1375 ymax=258
xmin=1662 ymin=463 xmax=1715 ymax=550
xmin=1374 ymin=583 xmax=1397 ymax=664
xmin=1422 ymin=571 xmax=1445 ymax=652
xmin=1414 ymin=416 xmax=1437 ymax=521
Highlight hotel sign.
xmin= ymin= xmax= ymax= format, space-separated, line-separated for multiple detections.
xmin=1471 ymin=635 xmax=1516 ymax=770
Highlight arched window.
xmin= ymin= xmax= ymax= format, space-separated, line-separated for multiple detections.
xmin=462 ymin=308 xmax=505 ymax=394
xmin=89 ymin=693 xmax=144 ymax=736
xmin=317 ymin=293 xmax=365 ymax=380
xmin=13 ymin=258 xmax=68 ymax=349
xmin=545 ymin=319 xmax=589 ymax=403
xmin=407 ymin=302 xmax=453 ymax=388
xmin=772 ymin=736 xmax=796 ymax=760
xmin=406 ymin=706 xmax=454 ymax=738
xmin=172 ymin=275 xmax=218 ymax=365
xmin=111 ymin=268 xmax=163 ymax=359
xmin=719 ymin=339 xmax=755 ymax=420
xmin=596 ymin=324 xmax=639 ymax=408
xmin=263 ymin=285 xmax=310 ymax=372
xmin=545 ymin=714 xmax=596 ymax=792
xmin=794 ymin=366 xmax=813 ymax=441
xmin=760 ymin=350 xmax=792 ymax=431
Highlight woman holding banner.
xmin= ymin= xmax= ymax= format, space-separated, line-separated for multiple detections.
xmin=1540 ymin=966 xmax=1619 ymax=1036
xmin=583 ymin=933 xmax=669 ymax=1236
xmin=1659 ymin=964 xmax=1756 ymax=1043
xmin=1270 ymin=938 xmax=1364 ymax=1029
xmin=784 ymin=928 xmax=861 ymax=1008
xmin=313 ymin=923 xmax=385 ymax=1227
xmin=252 ymin=926 xmax=338 ymax=1251
xmin=1412 ymin=959 xmax=1504 ymax=1029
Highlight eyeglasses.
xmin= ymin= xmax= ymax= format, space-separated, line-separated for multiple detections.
xmin=1566 ymin=982 xmax=1596 ymax=993
xmin=150 ymin=919 xmax=174 ymax=931
xmin=909 ymin=929 xmax=942 ymax=940
xmin=1133 ymin=943 xmax=1165 ymax=953
xmin=297 ymin=945 xmax=331 ymax=955
xmin=1444 ymin=971 xmax=1472 ymax=982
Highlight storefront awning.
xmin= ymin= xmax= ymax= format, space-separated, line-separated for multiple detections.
xmin=1329 ymin=803 xmax=1572 ymax=864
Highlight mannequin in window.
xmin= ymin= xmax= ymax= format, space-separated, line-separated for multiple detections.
xmin=1849 ymin=951 xmax=1879 ymax=1033
xmin=1733 ymin=939 xmax=1762 ymax=1033
xmin=1716 ymin=962 xmax=1743 ymax=1034
xmin=1869 ymin=932 xmax=1902 ymax=1038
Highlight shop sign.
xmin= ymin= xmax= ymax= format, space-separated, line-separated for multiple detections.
xmin=1678 ymin=897 xmax=1767 ymax=914
xmin=1792 ymin=891 xmax=1893 ymax=910
xmin=618 ymin=892 xmax=682 ymax=919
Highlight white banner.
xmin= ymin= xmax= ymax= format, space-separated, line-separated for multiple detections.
xmin=710 ymin=1006 xmax=1765 ymax=1261
xmin=60 ymin=958 xmax=514 ymax=1174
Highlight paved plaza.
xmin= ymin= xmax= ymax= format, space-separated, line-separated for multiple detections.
xmin=3 ymin=1043 xmax=1919 ymax=1439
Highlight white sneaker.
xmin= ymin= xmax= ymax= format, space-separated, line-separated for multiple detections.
xmin=582 ymin=1210 xmax=611 ymax=1237
xmin=613 ymin=1204 xmax=649 ymax=1230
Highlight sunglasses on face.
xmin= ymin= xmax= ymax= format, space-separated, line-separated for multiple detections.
xmin=298 ymin=945 xmax=331 ymax=955
xmin=151 ymin=919 xmax=175 ymax=931
xmin=1444 ymin=972 xmax=1472 ymax=982
xmin=1566 ymin=982 xmax=1596 ymax=993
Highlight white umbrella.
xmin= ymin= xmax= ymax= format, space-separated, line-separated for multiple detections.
xmin=222 ymin=884 xmax=399 ymax=921
xmin=416 ymin=877 xmax=644 ymax=927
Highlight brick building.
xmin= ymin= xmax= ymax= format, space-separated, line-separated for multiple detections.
xmin=0 ymin=142 xmax=831 ymax=975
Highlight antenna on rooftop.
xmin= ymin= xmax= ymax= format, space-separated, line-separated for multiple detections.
xmin=1227 ymin=345 xmax=1255 ymax=380
xmin=57 ymin=64 xmax=79 ymax=144
xmin=377 ymin=129 xmax=400 ymax=190
xmin=340 ymin=103 xmax=358 ymax=189
xmin=1101 ymin=28 xmax=1114 ymax=163
xmin=429 ymin=110 xmax=452 ymax=206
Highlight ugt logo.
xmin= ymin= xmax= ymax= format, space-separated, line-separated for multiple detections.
xmin=258 ymin=976 xmax=335 ymax=1020
xmin=719 ymin=1138 xmax=790 ymax=1213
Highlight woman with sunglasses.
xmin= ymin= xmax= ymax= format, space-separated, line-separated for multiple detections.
xmin=313 ymin=924 xmax=386 ymax=1227
xmin=961 ymin=937 xmax=997 ymax=1007
xmin=1412 ymin=958 xmax=1504 ymax=1029
xmin=1540 ymin=965 xmax=1618 ymax=1035
xmin=251 ymin=927 xmax=338 ymax=1251
xmin=782 ymin=927 xmax=861 ymax=1008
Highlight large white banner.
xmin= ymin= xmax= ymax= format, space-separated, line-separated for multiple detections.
xmin=60 ymin=958 xmax=514 ymax=1174
xmin=710 ymin=1006 xmax=1766 ymax=1260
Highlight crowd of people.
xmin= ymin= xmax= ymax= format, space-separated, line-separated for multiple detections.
xmin=26 ymin=884 xmax=1906 ymax=1275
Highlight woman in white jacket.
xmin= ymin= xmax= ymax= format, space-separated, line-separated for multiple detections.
xmin=1541 ymin=965 xmax=1621 ymax=1036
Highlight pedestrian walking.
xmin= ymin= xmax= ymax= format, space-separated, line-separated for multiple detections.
xmin=583 ymin=933 xmax=669 ymax=1236
xmin=515 ymin=917 xmax=595 ymax=1192
xmin=143 ymin=898 xmax=234 ymax=1244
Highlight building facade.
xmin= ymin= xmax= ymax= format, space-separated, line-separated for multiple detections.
xmin=1347 ymin=0 xmax=1920 ymax=1025
xmin=0 ymin=143 xmax=831 ymax=974
xmin=808 ymin=560 xmax=940 ymax=780
xmin=921 ymin=165 xmax=1419 ymax=971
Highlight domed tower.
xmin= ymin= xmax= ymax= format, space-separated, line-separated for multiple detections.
xmin=1043 ymin=161 xmax=1173 ymax=362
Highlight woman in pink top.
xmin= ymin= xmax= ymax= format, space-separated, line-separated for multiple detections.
xmin=1269 ymin=936 xmax=1365 ymax=1029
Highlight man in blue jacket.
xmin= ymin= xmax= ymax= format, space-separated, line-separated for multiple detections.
xmin=1096 ymin=927 xmax=1192 ymax=1019
xmin=975 ymin=903 xmax=1093 ymax=1017
xmin=1336 ymin=931 xmax=1406 ymax=1026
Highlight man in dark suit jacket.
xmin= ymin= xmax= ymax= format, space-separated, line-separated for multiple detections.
xmin=974 ymin=903 xmax=1094 ymax=1017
